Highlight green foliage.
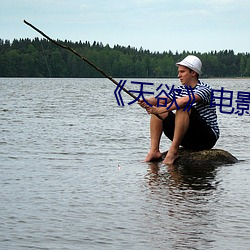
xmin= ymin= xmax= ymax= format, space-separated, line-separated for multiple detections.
xmin=0 ymin=38 xmax=249 ymax=78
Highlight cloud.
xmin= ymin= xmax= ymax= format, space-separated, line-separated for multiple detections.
xmin=79 ymin=3 xmax=89 ymax=10
xmin=199 ymin=0 xmax=250 ymax=10
xmin=133 ymin=0 xmax=167 ymax=5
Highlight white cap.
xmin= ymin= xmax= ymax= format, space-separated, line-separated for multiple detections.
xmin=176 ymin=55 xmax=202 ymax=75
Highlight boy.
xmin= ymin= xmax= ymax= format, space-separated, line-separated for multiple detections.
xmin=139 ymin=55 xmax=219 ymax=164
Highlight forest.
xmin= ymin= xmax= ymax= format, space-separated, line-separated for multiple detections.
xmin=0 ymin=38 xmax=250 ymax=78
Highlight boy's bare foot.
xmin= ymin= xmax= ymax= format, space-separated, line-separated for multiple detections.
xmin=163 ymin=149 xmax=179 ymax=165
xmin=144 ymin=151 xmax=162 ymax=162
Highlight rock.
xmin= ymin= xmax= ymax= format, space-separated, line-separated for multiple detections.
xmin=161 ymin=148 xmax=238 ymax=166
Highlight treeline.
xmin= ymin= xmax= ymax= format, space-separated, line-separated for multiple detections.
xmin=0 ymin=38 xmax=250 ymax=78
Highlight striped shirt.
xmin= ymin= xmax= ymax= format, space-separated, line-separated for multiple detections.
xmin=169 ymin=80 xmax=220 ymax=139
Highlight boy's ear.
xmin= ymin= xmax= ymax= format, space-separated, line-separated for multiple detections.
xmin=191 ymin=70 xmax=198 ymax=77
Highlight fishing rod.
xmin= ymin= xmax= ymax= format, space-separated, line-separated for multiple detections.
xmin=23 ymin=20 xmax=162 ymax=120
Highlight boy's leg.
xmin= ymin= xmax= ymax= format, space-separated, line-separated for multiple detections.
xmin=163 ymin=109 xmax=190 ymax=164
xmin=144 ymin=113 xmax=168 ymax=162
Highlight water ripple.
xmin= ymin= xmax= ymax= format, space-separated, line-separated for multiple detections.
xmin=1 ymin=78 xmax=250 ymax=250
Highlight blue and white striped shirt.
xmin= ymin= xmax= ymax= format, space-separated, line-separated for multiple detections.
xmin=169 ymin=80 xmax=220 ymax=139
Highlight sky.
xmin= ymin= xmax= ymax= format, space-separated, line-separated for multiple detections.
xmin=1 ymin=0 xmax=250 ymax=53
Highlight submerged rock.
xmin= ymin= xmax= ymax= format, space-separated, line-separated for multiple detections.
xmin=161 ymin=148 xmax=238 ymax=166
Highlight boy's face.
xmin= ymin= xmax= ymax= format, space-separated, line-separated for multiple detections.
xmin=177 ymin=65 xmax=197 ymax=85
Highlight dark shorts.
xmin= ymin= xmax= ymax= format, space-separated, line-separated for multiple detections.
xmin=163 ymin=108 xmax=217 ymax=150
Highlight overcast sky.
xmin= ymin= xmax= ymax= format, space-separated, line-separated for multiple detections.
xmin=1 ymin=0 xmax=250 ymax=53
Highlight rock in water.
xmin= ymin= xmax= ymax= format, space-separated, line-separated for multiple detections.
xmin=162 ymin=148 xmax=238 ymax=166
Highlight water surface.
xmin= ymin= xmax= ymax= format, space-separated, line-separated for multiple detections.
xmin=1 ymin=78 xmax=250 ymax=249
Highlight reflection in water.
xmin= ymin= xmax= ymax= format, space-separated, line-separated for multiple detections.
xmin=147 ymin=162 xmax=220 ymax=191
xmin=144 ymin=162 xmax=221 ymax=249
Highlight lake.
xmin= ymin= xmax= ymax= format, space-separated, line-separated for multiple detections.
xmin=1 ymin=78 xmax=250 ymax=249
